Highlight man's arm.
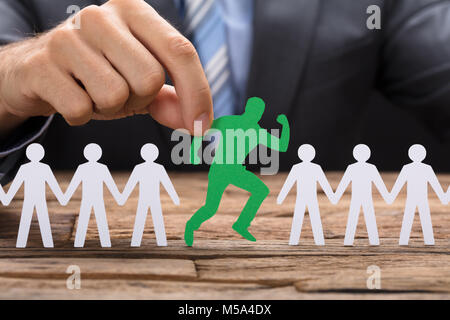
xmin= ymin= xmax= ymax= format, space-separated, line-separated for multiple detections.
xmin=260 ymin=114 xmax=290 ymax=152
xmin=63 ymin=167 xmax=82 ymax=204
xmin=159 ymin=166 xmax=180 ymax=206
xmin=317 ymin=167 xmax=336 ymax=204
xmin=103 ymin=167 xmax=122 ymax=205
xmin=389 ymin=166 xmax=408 ymax=203
xmin=0 ymin=0 xmax=213 ymax=134
xmin=45 ymin=165 xmax=66 ymax=205
xmin=371 ymin=166 xmax=391 ymax=204
xmin=447 ymin=186 xmax=450 ymax=204
xmin=3 ymin=166 xmax=25 ymax=205
xmin=0 ymin=0 xmax=36 ymax=136
xmin=120 ymin=167 xmax=139 ymax=206
xmin=427 ymin=166 xmax=447 ymax=204
xmin=334 ymin=167 xmax=352 ymax=204
xmin=0 ymin=182 xmax=5 ymax=205
xmin=381 ymin=0 xmax=450 ymax=140
xmin=277 ymin=167 xmax=297 ymax=204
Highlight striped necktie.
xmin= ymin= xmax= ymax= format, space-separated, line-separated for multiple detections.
xmin=183 ymin=0 xmax=236 ymax=118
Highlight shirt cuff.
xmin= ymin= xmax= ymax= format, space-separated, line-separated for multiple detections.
xmin=0 ymin=115 xmax=53 ymax=184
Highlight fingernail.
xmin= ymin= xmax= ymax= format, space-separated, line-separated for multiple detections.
xmin=193 ymin=112 xmax=211 ymax=136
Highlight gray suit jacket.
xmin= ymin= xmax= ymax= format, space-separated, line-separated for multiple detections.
xmin=0 ymin=0 xmax=449 ymax=183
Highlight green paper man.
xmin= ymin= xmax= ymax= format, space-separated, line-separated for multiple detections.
xmin=185 ymin=97 xmax=290 ymax=246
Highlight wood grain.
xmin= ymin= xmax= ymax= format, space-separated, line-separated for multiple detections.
xmin=0 ymin=172 xmax=449 ymax=299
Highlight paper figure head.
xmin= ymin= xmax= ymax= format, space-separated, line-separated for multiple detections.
xmin=408 ymin=144 xmax=426 ymax=162
xmin=298 ymin=144 xmax=315 ymax=162
xmin=141 ymin=143 xmax=159 ymax=162
xmin=26 ymin=143 xmax=45 ymax=162
xmin=353 ymin=144 xmax=371 ymax=162
xmin=243 ymin=97 xmax=265 ymax=121
xmin=84 ymin=143 xmax=102 ymax=162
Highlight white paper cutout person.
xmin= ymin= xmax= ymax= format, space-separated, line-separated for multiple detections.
xmin=277 ymin=144 xmax=334 ymax=245
xmin=0 ymin=183 xmax=6 ymax=206
xmin=119 ymin=144 xmax=180 ymax=247
xmin=334 ymin=144 xmax=390 ymax=246
xmin=63 ymin=143 xmax=122 ymax=248
xmin=390 ymin=144 xmax=447 ymax=246
xmin=3 ymin=143 xmax=65 ymax=248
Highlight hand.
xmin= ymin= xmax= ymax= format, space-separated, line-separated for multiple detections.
xmin=117 ymin=195 xmax=126 ymax=207
xmin=2 ymin=196 xmax=12 ymax=206
xmin=173 ymin=197 xmax=180 ymax=206
xmin=385 ymin=194 xmax=394 ymax=205
xmin=0 ymin=0 xmax=213 ymax=135
xmin=276 ymin=196 xmax=284 ymax=205
xmin=276 ymin=114 xmax=288 ymax=126
xmin=59 ymin=197 xmax=69 ymax=206
xmin=329 ymin=195 xmax=338 ymax=205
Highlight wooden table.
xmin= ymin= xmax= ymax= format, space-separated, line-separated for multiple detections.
xmin=0 ymin=172 xmax=449 ymax=300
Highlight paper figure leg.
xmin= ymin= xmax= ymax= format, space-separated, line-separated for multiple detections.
xmin=16 ymin=201 xmax=34 ymax=248
xmin=150 ymin=202 xmax=167 ymax=247
xmin=184 ymin=170 xmax=229 ymax=246
xmin=308 ymin=201 xmax=325 ymax=246
xmin=35 ymin=201 xmax=54 ymax=248
xmin=418 ymin=201 xmax=434 ymax=245
xmin=232 ymin=170 xmax=270 ymax=230
xmin=399 ymin=201 xmax=417 ymax=246
xmin=93 ymin=202 xmax=111 ymax=248
xmin=74 ymin=202 xmax=92 ymax=248
xmin=344 ymin=201 xmax=361 ymax=246
xmin=131 ymin=201 xmax=149 ymax=247
xmin=288 ymin=201 xmax=306 ymax=245
xmin=186 ymin=178 xmax=227 ymax=230
xmin=362 ymin=202 xmax=379 ymax=246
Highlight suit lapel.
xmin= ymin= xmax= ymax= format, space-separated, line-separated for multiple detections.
xmin=246 ymin=0 xmax=321 ymax=127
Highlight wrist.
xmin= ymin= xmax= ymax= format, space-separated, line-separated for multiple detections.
xmin=0 ymin=47 xmax=28 ymax=138
xmin=0 ymin=104 xmax=27 ymax=138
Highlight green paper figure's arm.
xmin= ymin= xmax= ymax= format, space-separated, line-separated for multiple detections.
xmin=260 ymin=114 xmax=290 ymax=152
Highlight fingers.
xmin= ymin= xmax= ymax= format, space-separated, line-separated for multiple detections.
xmin=29 ymin=62 xmax=93 ymax=126
xmin=50 ymin=25 xmax=129 ymax=116
xmin=147 ymin=85 xmax=186 ymax=129
xmin=109 ymin=0 xmax=213 ymax=133
xmin=80 ymin=6 xmax=165 ymax=114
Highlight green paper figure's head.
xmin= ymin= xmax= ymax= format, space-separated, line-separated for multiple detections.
xmin=243 ymin=97 xmax=265 ymax=122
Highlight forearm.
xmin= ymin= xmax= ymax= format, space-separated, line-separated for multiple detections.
xmin=0 ymin=44 xmax=29 ymax=138
xmin=0 ymin=104 xmax=27 ymax=138
xmin=279 ymin=123 xmax=290 ymax=152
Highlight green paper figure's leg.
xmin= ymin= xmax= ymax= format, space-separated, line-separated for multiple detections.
xmin=184 ymin=170 xmax=228 ymax=246
xmin=231 ymin=169 xmax=270 ymax=241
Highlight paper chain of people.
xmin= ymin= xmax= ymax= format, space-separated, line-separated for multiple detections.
xmin=0 ymin=142 xmax=449 ymax=248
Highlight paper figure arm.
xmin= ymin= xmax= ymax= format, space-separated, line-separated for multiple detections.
xmin=103 ymin=167 xmax=122 ymax=205
xmin=372 ymin=167 xmax=391 ymax=204
xmin=45 ymin=166 xmax=66 ymax=205
xmin=427 ymin=167 xmax=447 ymax=205
xmin=334 ymin=167 xmax=352 ymax=204
xmin=3 ymin=166 xmax=25 ymax=205
xmin=447 ymin=187 xmax=450 ymax=205
xmin=260 ymin=115 xmax=290 ymax=153
xmin=63 ymin=167 xmax=82 ymax=205
xmin=0 ymin=183 xmax=6 ymax=206
xmin=160 ymin=167 xmax=180 ymax=205
xmin=317 ymin=167 xmax=336 ymax=204
xmin=120 ymin=167 xmax=139 ymax=206
xmin=389 ymin=166 xmax=408 ymax=203
xmin=277 ymin=167 xmax=297 ymax=204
